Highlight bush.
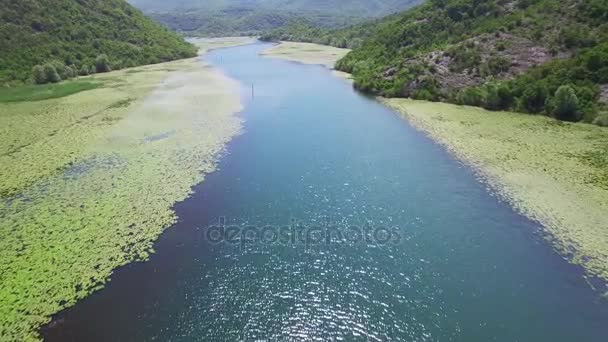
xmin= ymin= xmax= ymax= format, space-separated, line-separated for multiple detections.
xmin=32 ymin=65 xmax=46 ymax=84
xmin=457 ymin=87 xmax=485 ymax=107
xmin=592 ymin=111 xmax=608 ymax=126
xmin=43 ymin=63 xmax=61 ymax=83
xmin=64 ymin=65 xmax=75 ymax=79
xmin=95 ymin=54 xmax=111 ymax=73
xmin=486 ymin=56 xmax=511 ymax=75
xmin=520 ymin=83 xmax=548 ymax=113
xmin=552 ymin=85 xmax=580 ymax=121
xmin=483 ymin=84 xmax=513 ymax=110
xmin=79 ymin=65 xmax=90 ymax=76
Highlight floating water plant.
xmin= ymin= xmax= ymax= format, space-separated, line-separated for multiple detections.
xmin=0 ymin=50 xmax=243 ymax=340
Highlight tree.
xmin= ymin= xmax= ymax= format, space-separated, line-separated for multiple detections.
xmin=95 ymin=54 xmax=111 ymax=73
xmin=43 ymin=63 xmax=61 ymax=83
xmin=520 ymin=84 xmax=548 ymax=113
xmin=457 ymin=87 xmax=485 ymax=107
xmin=69 ymin=64 xmax=78 ymax=77
xmin=32 ymin=65 xmax=46 ymax=84
xmin=552 ymin=85 xmax=580 ymax=121
xmin=79 ymin=65 xmax=90 ymax=76
xmin=63 ymin=65 xmax=75 ymax=79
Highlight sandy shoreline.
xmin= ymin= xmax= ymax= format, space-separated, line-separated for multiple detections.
xmin=263 ymin=42 xmax=608 ymax=289
xmin=0 ymin=40 xmax=245 ymax=340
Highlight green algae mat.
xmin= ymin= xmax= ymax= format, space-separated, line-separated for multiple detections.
xmin=0 ymin=58 xmax=242 ymax=340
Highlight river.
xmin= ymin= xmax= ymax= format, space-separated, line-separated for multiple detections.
xmin=42 ymin=42 xmax=608 ymax=341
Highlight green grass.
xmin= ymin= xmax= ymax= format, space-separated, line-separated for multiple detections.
xmin=0 ymin=81 xmax=102 ymax=103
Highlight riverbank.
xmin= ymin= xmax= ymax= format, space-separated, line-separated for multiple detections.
xmin=260 ymin=41 xmax=351 ymax=79
xmin=190 ymin=36 xmax=257 ymax=54
xmin=0 ymin=40 xmax=244 ymax=340
xmin=263 ymin=42 xmax=608 ymax=287
xmin=383 ymin=99 xmax=608 ymax=285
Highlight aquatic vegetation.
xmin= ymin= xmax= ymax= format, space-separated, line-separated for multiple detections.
xmin=260 ymin=42 xmax=350 ymax=68
xmin=189 ymin=37 xmax=257 ymax=54
xmin=0 ymin=52 xmax=243 ymax=340
xmin=0 ymin=81 xmax=102 ymax=103
xmin=383 ymin=98 xmax=608 ymax=283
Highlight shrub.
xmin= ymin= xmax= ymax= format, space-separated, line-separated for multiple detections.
xmin=43 ymin=63 xmax=61 ymax=83
xmin=64 ymin=65 xmax=75 ymax=79
xmin=520 ymin=84 xmax=548 ymax=113
xmin=32 ymin=65 xmax=46 ymax=84
xmin=95 ymin=54 xmax=111 ymax=73
xmin=592 ymin=111 xmax=608 ymax=127
xmin=486 ymin=56 xmax=511 ymax=75
xmin=457 ymin=87 xmax=485 ymax=107
xmin=483 ymin=84 xmax=513 ymax=110
xmin=552 ymin=85 xmax=580 ymax=121
xmin=79 ymin=65 xmax=90 ymax=76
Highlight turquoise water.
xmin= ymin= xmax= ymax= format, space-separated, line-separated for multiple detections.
xmin=43 ymin=43 xmax=608 ymax=341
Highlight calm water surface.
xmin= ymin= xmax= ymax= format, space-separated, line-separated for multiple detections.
xmin=43 ymin=43 xmax=608 ymax=341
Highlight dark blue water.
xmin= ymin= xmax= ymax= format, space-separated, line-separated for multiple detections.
xmin=43 ymin=43 xmax=608 ymax=341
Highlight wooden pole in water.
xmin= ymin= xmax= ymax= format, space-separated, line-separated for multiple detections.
xmin=252 ymin=84 xmax=254 ymax=99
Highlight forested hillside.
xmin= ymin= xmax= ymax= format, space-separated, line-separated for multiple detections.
xmin=0 ymin=0 xmax=197 ymax=85
xmin=332 ymin=0 xmax=608 ymax=124
xmin=127 ymin=0 xmax=422 ymax=36
xmin=259 ymin=15 xmax=392 ymax=49
xmin=151 ymin=8 xmax=364 ymax=37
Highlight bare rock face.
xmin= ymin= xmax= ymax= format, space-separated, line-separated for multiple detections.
xmin=382 ymin=32 xmax=556 ymax=98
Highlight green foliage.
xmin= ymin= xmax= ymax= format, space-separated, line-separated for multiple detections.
xmin=457 ymin=87 xmax=485 ymax=107
xmin=0 ymin=81 xmax=101 ymax=103
xmin=592 ymin=111 xmax=608 ymax=127
xmin=552 ymin=85 xmax=580 ymax=121
xmin=259 ymin=14 xmax=398 ymax=49
xmin=43 ymin=63 xmax=61 ymax=83
xmin=483 ymin=84 xmax=513 ymax=110
xmin=484 ymin=56 xmax=511 ymax=76
xmin=96 ymin=54 xmax=111 ymax=73
xmin=32 ymin=65 xmax=46 ymax=84
xmin=79 ymin=65 xmax=90 ymax=76
xmin=0 ymin=0 xmax=197 ymax=85
xmin=328 ymin=0 xmax=608 ymax=124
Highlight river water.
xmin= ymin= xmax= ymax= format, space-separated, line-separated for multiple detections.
xmin=43 ymin=43 xmax=608 ymax=341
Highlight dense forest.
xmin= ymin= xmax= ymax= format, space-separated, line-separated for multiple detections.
xmin=325 ymin=0 xmax=608 ymax=125
xmin=150 ymin=8 xmax=365 ymax=37
xmin=0 ymin=0 xmax=197 ymax=85
xmin=127 ymin=0 xmax=422 ymax=36
xmin=259 ymin=15 xmax=393 ymax=49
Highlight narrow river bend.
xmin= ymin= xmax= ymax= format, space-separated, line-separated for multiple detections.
xmin=43 ymin=43 xmax=608 ymax=341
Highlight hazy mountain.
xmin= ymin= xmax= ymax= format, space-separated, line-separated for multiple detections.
xmin=126 ymin=0 xmax=422 ymax=36
xmin=128 ymin=0 xmax=422 ymax=17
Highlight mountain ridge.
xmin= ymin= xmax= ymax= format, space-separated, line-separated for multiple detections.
xmin=331 ymin=0 xmax=608 ymax=124
xmin=127 ymin=0 xmax=423 ymax=36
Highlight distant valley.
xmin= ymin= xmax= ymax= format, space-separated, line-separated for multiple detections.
xmin=126 ymin=0 xmax=423 ymax=36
